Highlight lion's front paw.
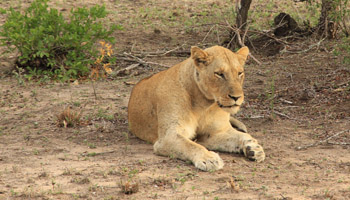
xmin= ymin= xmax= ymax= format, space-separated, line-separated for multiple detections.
xmin=194 ymin=151 xmax=224 ymax=171
xmin=243 ymin=142 xmax=265 ymax=163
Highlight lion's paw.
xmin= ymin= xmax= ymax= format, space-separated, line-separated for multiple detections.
xmin=243 ymin=142 xmax=265 ymax=163
xmin=194 ymin=151 xmax=224 ymax=171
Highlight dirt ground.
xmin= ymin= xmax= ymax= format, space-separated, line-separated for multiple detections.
xmin=1 ymin=0 xmax=350 ymax=200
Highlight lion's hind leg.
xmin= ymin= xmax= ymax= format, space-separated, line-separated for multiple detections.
xmin=197 ymin=129 xmax=265 ymax=162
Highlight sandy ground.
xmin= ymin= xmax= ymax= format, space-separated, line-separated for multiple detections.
xmin=1 ymin=0 xmax=350 ymax=199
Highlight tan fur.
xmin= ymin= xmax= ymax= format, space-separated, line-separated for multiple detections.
xmin=128 ymin=46 xmax=265 ymax=171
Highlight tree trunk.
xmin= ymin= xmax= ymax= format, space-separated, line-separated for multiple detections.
xmin=236 ymin=0 xmax=253 ymax=31
xmin=227 ymin=0 xmax=252 ymax=49
xmin=318 ymin=0 xmax=338 ymax=38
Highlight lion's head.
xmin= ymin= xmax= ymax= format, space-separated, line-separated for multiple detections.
xmin=191 ymin=45 xmax=249 ymax=114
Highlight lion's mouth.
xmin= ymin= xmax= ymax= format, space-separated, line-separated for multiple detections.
xmin=217 ymin=102 xmax=239 ymax=108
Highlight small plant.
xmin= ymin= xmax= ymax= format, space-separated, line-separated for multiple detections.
xmin=10 ymin=189 xmax=18 ymax=196
xmin=87 ymin=142 xmax=96 ymax=149
xmin=89 ymin=41 xmax=114 ymax=100
xmin=119 ymin=180 xmax=139 ymax=194
xmin=128 ymin=169 xmax=139 ymax=178
xmin=71 ymin=176 xmax=90 ymax=184
xmin=153 ymin=177 xmax=171 ymax=187
xmin=90 ymin=41 xmax=114 ymax=80
xmin=0 ymin=0 xmax=120 ymax=81
xmin=265 ymin=75 xmax=276 ymax=117
xmin=334 ymin=35 xmax=350 ymax=68
xmin=62 ymin=168 xmax=73 ymax=176
xmin=227 ymin=177 xmax=240 ymax=192
xmin=123 ymin=132 xmax=129 ymax=142
xmin=87 ymin=152 xmax=97 ymax=157
xmin=12 ymin=66 xmax=26 ymax=86
xmin=72 ymin=101 xmax=81 ymax=107
xmin=33 ymin=149 xmax=39 ymax=155
xmin=56 ymin=107 xmax=82 ymax=128
xmin=88 ymin=184 xmax=101 ymax=192
xmin=96 ymin=108 xmax=114 ymax=121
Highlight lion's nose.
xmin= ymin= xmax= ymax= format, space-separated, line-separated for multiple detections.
xmin=228 ymin=94 xmax=241 ymax=101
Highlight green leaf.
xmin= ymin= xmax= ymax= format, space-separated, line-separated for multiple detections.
xmin=0 ymin=8 xmax=6 ymax=14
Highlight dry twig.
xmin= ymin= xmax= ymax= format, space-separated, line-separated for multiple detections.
xmin=116 ymin=63 xmax=140 ymax=76
xmin=81 ymin=151 xmax=116 ymax=157
xmin=117 ymin=52 xmax=170 ymax=68
xmin=273 ymin=110 xmax=293 ymax=120
xmin=327 ymin=141 xmax=350 ymax=145
xmin=280 ymin=38 xmax=326 ymax=54
xmin=202 ymin=25 xmax=217 ymax=43
xmin=296 ymin=129 xmax=350 ymax=150
xmin=247 ymin=29 xmax=291 ymax=45
xmin=224 ymin=20 xmax=262 ymax=65
xmin=131 ymin=46 xmax=189 ymax=57
xmin=124 ymin=52 xmax=170 ymax=68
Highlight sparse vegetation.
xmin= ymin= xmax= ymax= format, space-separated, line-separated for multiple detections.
xmin=71 ymin=176 xmax=90 ymax=185
xmin=0 ymin=0 xmax=349 ymax=199
xmin=56 ymin=107 xmax=82 ymax=128
xmin=338 ymin=37 xmax=350 ymax=66
xmin=96 ymin=108 xmax=114 ymax=121
xmin=266 ymin=75 xmax=276 ymax=115
xmin=119 ymin=180 xmax=139 ymax=195
xmin=0 ymin=0 xmax=119 ymax=81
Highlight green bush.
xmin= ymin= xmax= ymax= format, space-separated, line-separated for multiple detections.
xmin=0 ymin=0 xmax=120 ymax=81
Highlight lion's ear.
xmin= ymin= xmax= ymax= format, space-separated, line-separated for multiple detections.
xmin=236 ymin=46 xmax=249 ymax=63
xmin=191 ymin=46 xmax=212 ymax=67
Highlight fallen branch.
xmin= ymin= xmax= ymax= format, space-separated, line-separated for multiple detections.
xmin=81 ymin=151 xmax=116 ymax=157
xmin=296 ymin=129 xmax=350 ymax=150
xmin=117 ymin=53 xmax=170 ymax=68
xmin=244 ymin=29 xmax=291 ymax=45
xmin=279 ymin=98 xmax=293 ymax=105
xmin=327 ymin=141 xmax=350 ymax=145
xmin=280 ymin=38 xmax=326 ymax=54
xmin=249 ymin=115 xmax=265 ymax=119
xmin=116 ymin=63 xmax=140 ymax=76
xmin=129 ymin=46 xmax=190 ymax=57
xmin=219 ymin=21 xmax=295 ymax=47
xmin=273 ymin=110 xmax=293 ymax=119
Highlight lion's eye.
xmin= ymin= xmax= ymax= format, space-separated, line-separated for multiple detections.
xmin=214 ymin=72 xmax=225 ymax=79
xmin=238 ymin=71 xmax=244 ymax=76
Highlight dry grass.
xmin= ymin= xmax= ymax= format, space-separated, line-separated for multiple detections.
xmin=56 ymin=107 xmax=82 ymax=128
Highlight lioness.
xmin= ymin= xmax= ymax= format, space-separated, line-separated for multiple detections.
xmin=128 ymin=46 xmax=265 ymax=171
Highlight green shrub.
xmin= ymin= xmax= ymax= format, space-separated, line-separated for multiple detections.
xmin=0 ymin=0 xmax=120 ymax=81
